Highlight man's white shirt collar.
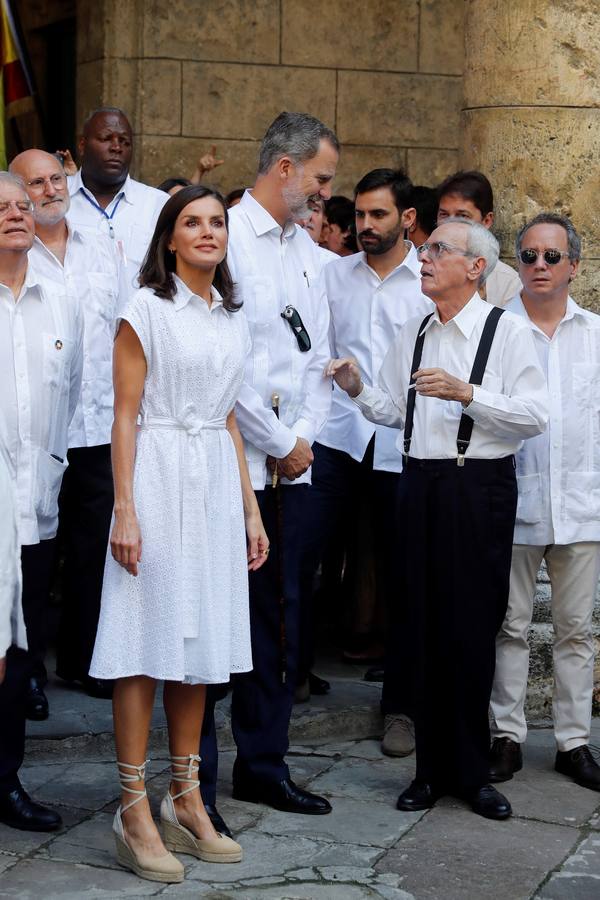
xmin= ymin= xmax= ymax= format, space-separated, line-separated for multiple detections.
xmin=422 ymin=292 xmax=486 ymax=339
xmin=69 ymin=168 xmax=134 ymax=206
xmin=239 ymin=189 xmax=297 ymax=240
xmin=353 ymin=241 xmax=422 ymax=281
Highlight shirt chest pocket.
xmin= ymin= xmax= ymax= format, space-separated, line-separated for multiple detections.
xmin=240 ymin=275 xmax=279 ymax=325
xmin=42 ymin=332 xmax=74 ymax=390
xmin=87 ymin=272 xmax=117 ymax=322
xmin=572 ymin=363 xmax=600 ymax=411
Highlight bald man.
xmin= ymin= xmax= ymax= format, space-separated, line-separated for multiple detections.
xmin=66 ymin=107 xmax=167 ymax=290
xmin=11 ymin=149 xmax=127 ymax=705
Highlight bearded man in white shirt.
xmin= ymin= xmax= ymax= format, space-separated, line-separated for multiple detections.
xmin=11 ymin=149 xmax=126 ymax=706
xmin=329 ymin=218 xmax=548 ymax=820
xmin=198 ymin=111 xmax=337 ymax=832
xmin=0 ymin=173 xmax=83 ymax=831
xmin=300 ymin=168 xmax=433 ymax=756
xmin=66 ymin=107 xmax=167 ymax=290
xmin=490 ymin=213 xmax=600 ymax=791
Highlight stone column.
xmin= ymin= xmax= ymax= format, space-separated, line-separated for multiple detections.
xmin=461 ymin=0 xmax=600 ymax=312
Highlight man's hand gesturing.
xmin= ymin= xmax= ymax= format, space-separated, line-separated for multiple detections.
xmin=325 ymin=357 xmax=363 ymax=398
xmin=414 ymin=368 xmax=473 ymax=405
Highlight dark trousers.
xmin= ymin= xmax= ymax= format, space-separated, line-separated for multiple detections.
xmin=200 ymin=484 xmax=310 ymax=797
xmin=0 ymin=542 xmax=56 ymax=792
xmin=397 ymin=456 xmax=517 ymax=792
xmin=56 ymin=444 xmax=113 ymax=679
xmin=21 ymin=539 xmax=57 ymax=683
xmin=299 ymin=441 xmax=405 ymax=715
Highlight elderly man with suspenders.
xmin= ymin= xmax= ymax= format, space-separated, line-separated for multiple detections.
xmin=329 ymin=218 xmax=548 ymax=820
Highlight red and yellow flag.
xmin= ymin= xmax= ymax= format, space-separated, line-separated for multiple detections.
xmin=0 ymin=0 xmax=33 ymax=167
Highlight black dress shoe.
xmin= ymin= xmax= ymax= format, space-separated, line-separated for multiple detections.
xmin=308 ymin=672 xmax=330 ymax=695
xmin=232 ymin=777 xmax=332 ymax=814
xmin=555 ymin=745 xmax=600 ymax=791
xmin=489 ymin=737 xmax=523 ymax=783
xmin=0 ymin=787 xmax=62 ymax=832
xmin=466 ymin=784 xmax=512 ymax=820
xmin=204 ymin=803 xmax=233 ymax=838
xmin=82 ymin=677 xmax=114 ymax=699
xmin=363 ymin=666 xmax=385 ymax=683
xmin=396 ymin=779 xmax=440 ymax=811
xmin=26 ymin=678 xmax=49 ymax=721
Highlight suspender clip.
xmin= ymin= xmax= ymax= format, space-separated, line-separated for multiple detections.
xmin=457 ymin=453 xmax=465 ymax=467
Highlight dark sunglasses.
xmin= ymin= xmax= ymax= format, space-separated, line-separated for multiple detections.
xmin=281 ymin=305 xmax=311 ymax=352
xmin=519 ymin=248 xmax=570 ymax=266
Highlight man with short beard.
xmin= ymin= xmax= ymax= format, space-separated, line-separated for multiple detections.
xmin=10 ymin=149 xmax=126 ymax=707
xmin=66 ymin=106 xmax=167 ymax=289
xmin=300 ymin=168 xmax=433 ymax=757
xmin=198 ymin=111 xmax=337 ymax=833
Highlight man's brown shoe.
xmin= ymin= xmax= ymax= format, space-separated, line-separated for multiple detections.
xmin=489 ymin=737 xmax=523 ymax=783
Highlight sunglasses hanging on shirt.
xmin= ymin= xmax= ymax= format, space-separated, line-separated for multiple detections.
xmin=281 ymin=305 xmax=311 ymax=352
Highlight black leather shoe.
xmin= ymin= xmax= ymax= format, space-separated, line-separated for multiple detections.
xmin=0 ymin=787 xmax=62 ymax=831
xmin=26 ymin=678 xmax=49 ymax=721
xmin=82 ymin=677 xmax=114 ymax=700
xmin=466 ymin=784 xmax=512 ymax=820
xmin=489 ymin=737 xmax=523 ymax=783
xmin=308 ymin=672 xmax=330 ymax=695
xmin=204 ymin=803 xmax=233 ymax=838
xmin=363 ymin=666 xmax=385 ymax=683
xmin=555 ymin=745 xmax=600 ymax=791
xmin=232 ymin=777 xmax=332 ymax=815
xmin=396 ymin=780 xmax=440 ymax=812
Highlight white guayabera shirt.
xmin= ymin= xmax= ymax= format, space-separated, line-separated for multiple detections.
xmin=67 ymin=171 xmax=167 ymax=293
xmin=354 ymin=293 xmax=548 ymax=461
xmin=228 ymin=191 xmax=332 ymax=490
xmin=483 ymin=258 xmax=522 ymax=307
xmin=0 ymin=265 xmax=84 ymax=545
xmin=508 ymin=293 xmax=600 ymax=545
xmin=29 ymin=225 xmax=127 ymax=449
xmin=0 ymin=413 xmax=25 ymax=657
xmin=320 ymin=244 xmax=433 ymax=473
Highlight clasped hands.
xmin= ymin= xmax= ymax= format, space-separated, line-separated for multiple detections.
xmin=325 ymin=358 xmax=473 ymax=405
xmin=266 ymin=437 xmax=313 ymax=481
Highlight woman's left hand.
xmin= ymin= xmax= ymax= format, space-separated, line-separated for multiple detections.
xmin=246 ymin=510 xmax=270 ymax=571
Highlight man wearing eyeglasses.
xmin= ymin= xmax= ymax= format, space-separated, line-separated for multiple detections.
xmin=328 ymin=217 xmax=548 ymax=820
xmin=0 ymin=172 xmax=83 ymax=831
xmin=198 ymin=112 xmax=337 ymax=831
xmin=490 ymin=213 xmax=600 ymax=792
xmin=10 ymin=149 xmax=127 ymax=709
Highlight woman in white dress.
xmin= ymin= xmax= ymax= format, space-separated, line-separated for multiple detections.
xmin=89 ymin=186 xmax=269 ymax=884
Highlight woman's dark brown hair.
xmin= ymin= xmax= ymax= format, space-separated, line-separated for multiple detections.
xmin=138 ymin=185 xmax=240 ymax=312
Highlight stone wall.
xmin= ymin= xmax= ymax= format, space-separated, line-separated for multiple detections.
xmin=75 ymin=0 xmax=464 ymax=194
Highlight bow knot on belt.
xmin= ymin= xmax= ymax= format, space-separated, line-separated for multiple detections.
xmin=141 ymin=404 xmax=226 ymax=435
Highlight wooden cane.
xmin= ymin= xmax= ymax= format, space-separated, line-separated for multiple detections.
xmin=271 ymin=392 xmax=287 ymax=684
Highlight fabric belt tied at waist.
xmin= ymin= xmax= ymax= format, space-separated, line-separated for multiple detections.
xmin=140 ymin=406 xmax=227 ymax=640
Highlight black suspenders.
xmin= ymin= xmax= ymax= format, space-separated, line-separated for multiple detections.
xmin=403 ymin=306 xmax=505 ymax=465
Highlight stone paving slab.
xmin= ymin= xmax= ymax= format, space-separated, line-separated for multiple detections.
xmin=536 ymin=833 xmax=600 ymax=899
xmin=307 ymin=757 xmax=416 ymax=805
xmin=0 ymin=857 xmax=163 ymax=898
xmin=376 ymin=806 xmax=579 ymax=900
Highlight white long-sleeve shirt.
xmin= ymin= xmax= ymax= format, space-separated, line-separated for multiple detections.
xmin=0 ymin=265 xmax=84 ymax=545
xmin=229 ymin=191 xmax=332 ymax=489
xmin=354 ymin=293 xmax=548 ymax=461
xmin=67 ymin=171 xmax=167 ymax=292
xmin=508 ymin=294 xmax=600 ymax=545
xmin=0 ymin=414 xmax=25 ymax=657
xmin=483 ymin=259 xmax=522 ymax=307
xmin=29 ymin=226 xmax=127 ymax=448
xmin=319 ymin=244 xmax=433 ymax=472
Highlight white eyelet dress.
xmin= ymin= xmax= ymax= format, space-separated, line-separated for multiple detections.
xmin=90 ymin=279 xmax=252 ymax=684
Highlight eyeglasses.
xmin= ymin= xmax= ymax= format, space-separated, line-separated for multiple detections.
xmin=0 ymin=199 xmax=33 ymax=215
xmin=416 ymin=241 xmax=475 ymax=260
xmin=26 ymin=174 xmax=67 ymax=193
xmin=281 ymin=305 xmax=311 ymax=352
xmin=518 ymin=248 xmax=570 ymax=266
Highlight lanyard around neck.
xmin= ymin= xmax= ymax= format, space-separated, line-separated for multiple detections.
xmin=79 ymin=187 xmax=124 ymax=239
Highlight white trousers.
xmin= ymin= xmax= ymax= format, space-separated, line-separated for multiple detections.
xmin=490 ymin=542 xmax=600 ymax=752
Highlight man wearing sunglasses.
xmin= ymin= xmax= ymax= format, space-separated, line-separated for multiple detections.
xmin=328 ymin=217 xmax=548 ymax=820
xmin=490 ymin=213 xmax=600 ymax=792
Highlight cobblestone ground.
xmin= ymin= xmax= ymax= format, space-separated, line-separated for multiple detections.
xmin=1 ymin=673 xmax=600 ymax=899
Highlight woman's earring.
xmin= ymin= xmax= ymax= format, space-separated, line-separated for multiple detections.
xmin=168 ymin=248 xmax=176 ymax=255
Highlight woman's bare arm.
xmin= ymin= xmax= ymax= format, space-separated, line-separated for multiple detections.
xmin=110 ymin=321 xmax=146 ymax=576
xmin=227 ymin=409 xmax=269 ymax=571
